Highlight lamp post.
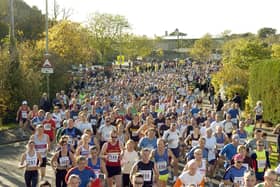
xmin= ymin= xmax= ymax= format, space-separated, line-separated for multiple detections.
xmin=45 ymin=0 xmax=50 ymax=99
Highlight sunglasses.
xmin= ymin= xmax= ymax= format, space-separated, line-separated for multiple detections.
xmin=111 ymin=136 xmax=117 ymax=139
xmin=257 ymin=144 xmax=264 ymax=146
xmin=237 ymin=161 xmax=243 ymax=163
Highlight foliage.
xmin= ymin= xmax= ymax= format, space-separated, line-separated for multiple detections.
xmin=222 ymin=38 xmax=271 ymax=69
xmin=249 ymin=59 xmax=280 ymax=124
xmin=122 ymin=34 xmax=154 ymax=60
xmin=0 ymin=0 xmax=45 ymax=41
xmin=87 ymin=12 xmax=130 ymax=63
xmin=257 ymin=27 xmax=277 ymax=38
xmin=37 ymin=20 xmax=96 ymax=64
xmin=190 ymin=34 xmax=213 ymax=62
xmin=271 ymin=43 xmax=280 ymax=58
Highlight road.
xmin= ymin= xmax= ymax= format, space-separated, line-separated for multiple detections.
xmin=0 ymin=141 xmax=55 ymax=187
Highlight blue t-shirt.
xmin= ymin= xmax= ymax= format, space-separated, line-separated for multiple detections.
xmin=223 ymin=165 xmax=247 ymax=184
xmin=186 ymin=146 xmax=208 ymax=161
xmin=67 ymin=166 xmax=96 ymax=187
xmin=220 ymin=143 xmax=237 ymax=161
xmin=138 ymin=137 xmax=157 ymax=150
xmin=228 ymin=109 xmax=239 ymax=119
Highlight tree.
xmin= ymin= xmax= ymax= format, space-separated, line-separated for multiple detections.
xmin=222 ymin=38 xmax=271 ymax=69
xmin=272 ymin=43 xmax=280 ymax=58
xmin=257 ymin=27 xmax=277 ymax=38
xmin=190 ymin=34 xmax=213 ymax=62
xmin=87 ymin=12 xmax=130 ymax=63
xmin=37 ymin=20 xmax=96 ymax=64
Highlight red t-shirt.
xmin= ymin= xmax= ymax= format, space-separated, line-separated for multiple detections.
xmin=43 ymin=119 xmax=56 ymax=140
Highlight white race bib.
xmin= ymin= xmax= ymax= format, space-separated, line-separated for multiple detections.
xmin=157 ymin=161 xmax=167 ymax=171
xmin=27 ymin=158 xmax=37 ymax=167
xmin=21 ymin=111 xmax=28 ymax=119
xmin=234 ymin=177 xmax=244 ymax=186
xmin=108 ymin=153 xmax=119 ymax=162
xmin=139 ymin=170 xmax=152 ymax=181
xmin=44 ymin=123 xmax=51 ymax=131
xmin=59 ymin=156 xmax=69 ymax=167
xmin=258 ymin=160 xmax=266 ymax=170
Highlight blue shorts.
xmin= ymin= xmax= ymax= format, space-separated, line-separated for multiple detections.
xmin=171 ymin=146 xmax=180 ymax=158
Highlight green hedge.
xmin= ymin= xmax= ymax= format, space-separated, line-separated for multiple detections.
xmin=249 ymin=59 xmax=280 ymax=124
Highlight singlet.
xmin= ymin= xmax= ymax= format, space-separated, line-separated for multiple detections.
xmin=106 ymin=141 xmax=121 ymax=167
xmin=237 ymin=129 xmax=247 ymax=145
xmin=19 ymin=107 xmax=29 ymax=120
xmin=57 ymin=151 xmax=70 ymax=168
xmin=89 ymin=136 xmax=95 ymax=146
xmin=26 ymin=151 xmax=38 ymax=168
xmin=256 ymin=150 xmax=266 ymax=172
xmin=215 ymin=133 xmax=225 ymax=150
xmin=88 ymin=157 xmax=101 ymax=177
xmin=128 ymin=122 xmax=140 ymax=142
xmin=80 ymin=145 xmax=90 ymax=158
xmin=154 ymin=149 xmax=169 ymax=175
xmin=137 ymin=160 xmax=154 ymax=187
xmin=190 ymin=133 xmax=200 ymax=147
xmin=34 ymin=134 xmax=48 ymax=158
xmin=198 ymin=159 xmax=207 ymax=177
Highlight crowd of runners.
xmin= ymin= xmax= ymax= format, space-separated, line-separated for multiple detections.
xmin=15 ymin=61 xmax=280 ymax=187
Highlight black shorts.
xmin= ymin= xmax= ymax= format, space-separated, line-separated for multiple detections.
xmin=40 ymin=157 xmax=47 ymax=168
xmin=256 ymin=115 xmax=263 ymax=121
xmin=106 ymin=165 xmax=121 ymax=178
xmin=171 ymin=146 xmax=180 ymax=158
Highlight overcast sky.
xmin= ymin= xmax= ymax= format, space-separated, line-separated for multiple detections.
xmin=24 ymin=0 xmax=280 ymax=38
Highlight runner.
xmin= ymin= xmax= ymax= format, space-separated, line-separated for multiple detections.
xmin=19 ymin=140 xmax=42 ymax=187
xmin=121 ymin=139 xmax=139 ymax=187
xmin=130 ymin=147 xmax=159 ymax=187
xmin=174 ymin=159 xmax=203 ymax=187
xmin=31 ymin=125 xmax=50 ymax=180
xmin=88 ymin=146 xmax=106 ymax=183
xmin=16 ymin=100 xmax=31 ymax=137
xmin=66 ymin=174 xmax=80 ymax=187
xmin=100 ymin=130 xmax=123 ymax=187
xmin=65 ymin=156 xmax=97 ymax=187
xmin=51 ymin=140 xmax=75 ymax=187
xmin=151 ymin=138 xmax=177 ymax=187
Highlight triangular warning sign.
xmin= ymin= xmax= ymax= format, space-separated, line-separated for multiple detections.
xmin=43 ymin=59 xmax=52 ymax=68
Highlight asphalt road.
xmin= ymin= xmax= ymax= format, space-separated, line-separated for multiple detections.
xmin=0 ymin=141 xmax=55 ymax=187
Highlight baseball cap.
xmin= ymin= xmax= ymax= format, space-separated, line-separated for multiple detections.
xmin=232 ymin=134 xmax=240 ymax=140
xmin=22 ymin=101 xmax=28 ymax=105
xmin=233 ymin=153 xmax=244 ymax=161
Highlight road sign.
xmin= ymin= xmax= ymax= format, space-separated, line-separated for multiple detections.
xmin=117 ymin=55 xmax=125 ymax=65
xmin=41 ymin=59 xmax=53 ymax=74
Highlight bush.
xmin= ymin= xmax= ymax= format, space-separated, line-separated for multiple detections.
xmin=249 ymin=59 xmax=280 ymax=124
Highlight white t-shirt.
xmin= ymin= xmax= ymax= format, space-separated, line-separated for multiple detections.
xmin=121 ymin=150 xmax=139 ymax=174
xmin=98 ymin=125 xmax=116 ymax=142
xmin=211 ymin=121 xmax=224 ymax=133
xmin=223 ymin=121 xmax=234 ymax=134
xmin=179 ymin=171 xmax=203 ymax=186
xmin=205 ymin=136 xmax=217 ymax=161
xmin=162 ymin=129 xmax=180 ymax=149
xmin=76 ymin=121 xmax=92 ymax=133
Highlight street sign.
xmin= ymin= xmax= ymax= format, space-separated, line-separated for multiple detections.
xmin=117 ymin=55 xmax=125 ymax=65
xmin=41 ymin=59 xmax=53 ymax=74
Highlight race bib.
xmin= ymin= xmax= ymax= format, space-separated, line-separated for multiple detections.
xmin=91 ymin=119 xmax=97 ymax=125
xmin=104 ymin=132 xmax=110 ymax=141
xmin=21 ymin=111 xmax=28 ymax=119
xmin=108 ymin=153 xmax=119 ymax=162
xmin=132 ymin=131 xmax=138 ymax=137
xmin=139 ymin=170 xmax=152 ymax=181
xmin=68 ymin=138 xmax=74 ymax=145
xmin=191 ymin=140 xmax=199 ymax=147
xmin=258 ymin=160 xmax=266 ymax=171
xmin=234 ymin=177 xmax=244 ymax=186
xmin=239 ymin=138 xmax=247 ymax=145
xmin=216 ymin=143 xmax=224 ymax=150
xmin=73 ymin=116 xmax=78 ymax=120
xmin=44 ymin=123 xmax=51 ymax=131
xmin=59 ymin=156 xmax=69 ymax=167
xmin=157 ymin=161 xmax=167 ymax=171
xmin=27 ymin=158 xmax=37 ymax=167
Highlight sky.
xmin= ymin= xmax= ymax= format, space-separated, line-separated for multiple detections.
xmin=24 ymin=0 xmax=280 ymax=38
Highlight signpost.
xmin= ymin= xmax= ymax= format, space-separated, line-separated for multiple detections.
xmin=41 ymin=59 xmax=53 ymax=99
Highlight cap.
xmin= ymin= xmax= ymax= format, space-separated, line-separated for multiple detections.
xmin=22 ymin=101 xmax=27 ymax=105
xmin=233 ymin=153 xmax=244 ymax=161
xmin=142 ymin=147 xmax=152 ymax=151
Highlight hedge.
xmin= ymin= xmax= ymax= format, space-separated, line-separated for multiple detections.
xmin=249 ymin=59 xmax=280 ymax=124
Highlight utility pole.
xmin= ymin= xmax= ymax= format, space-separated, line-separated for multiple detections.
xmin=45 ymin=0 xmax=50 ymax=99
